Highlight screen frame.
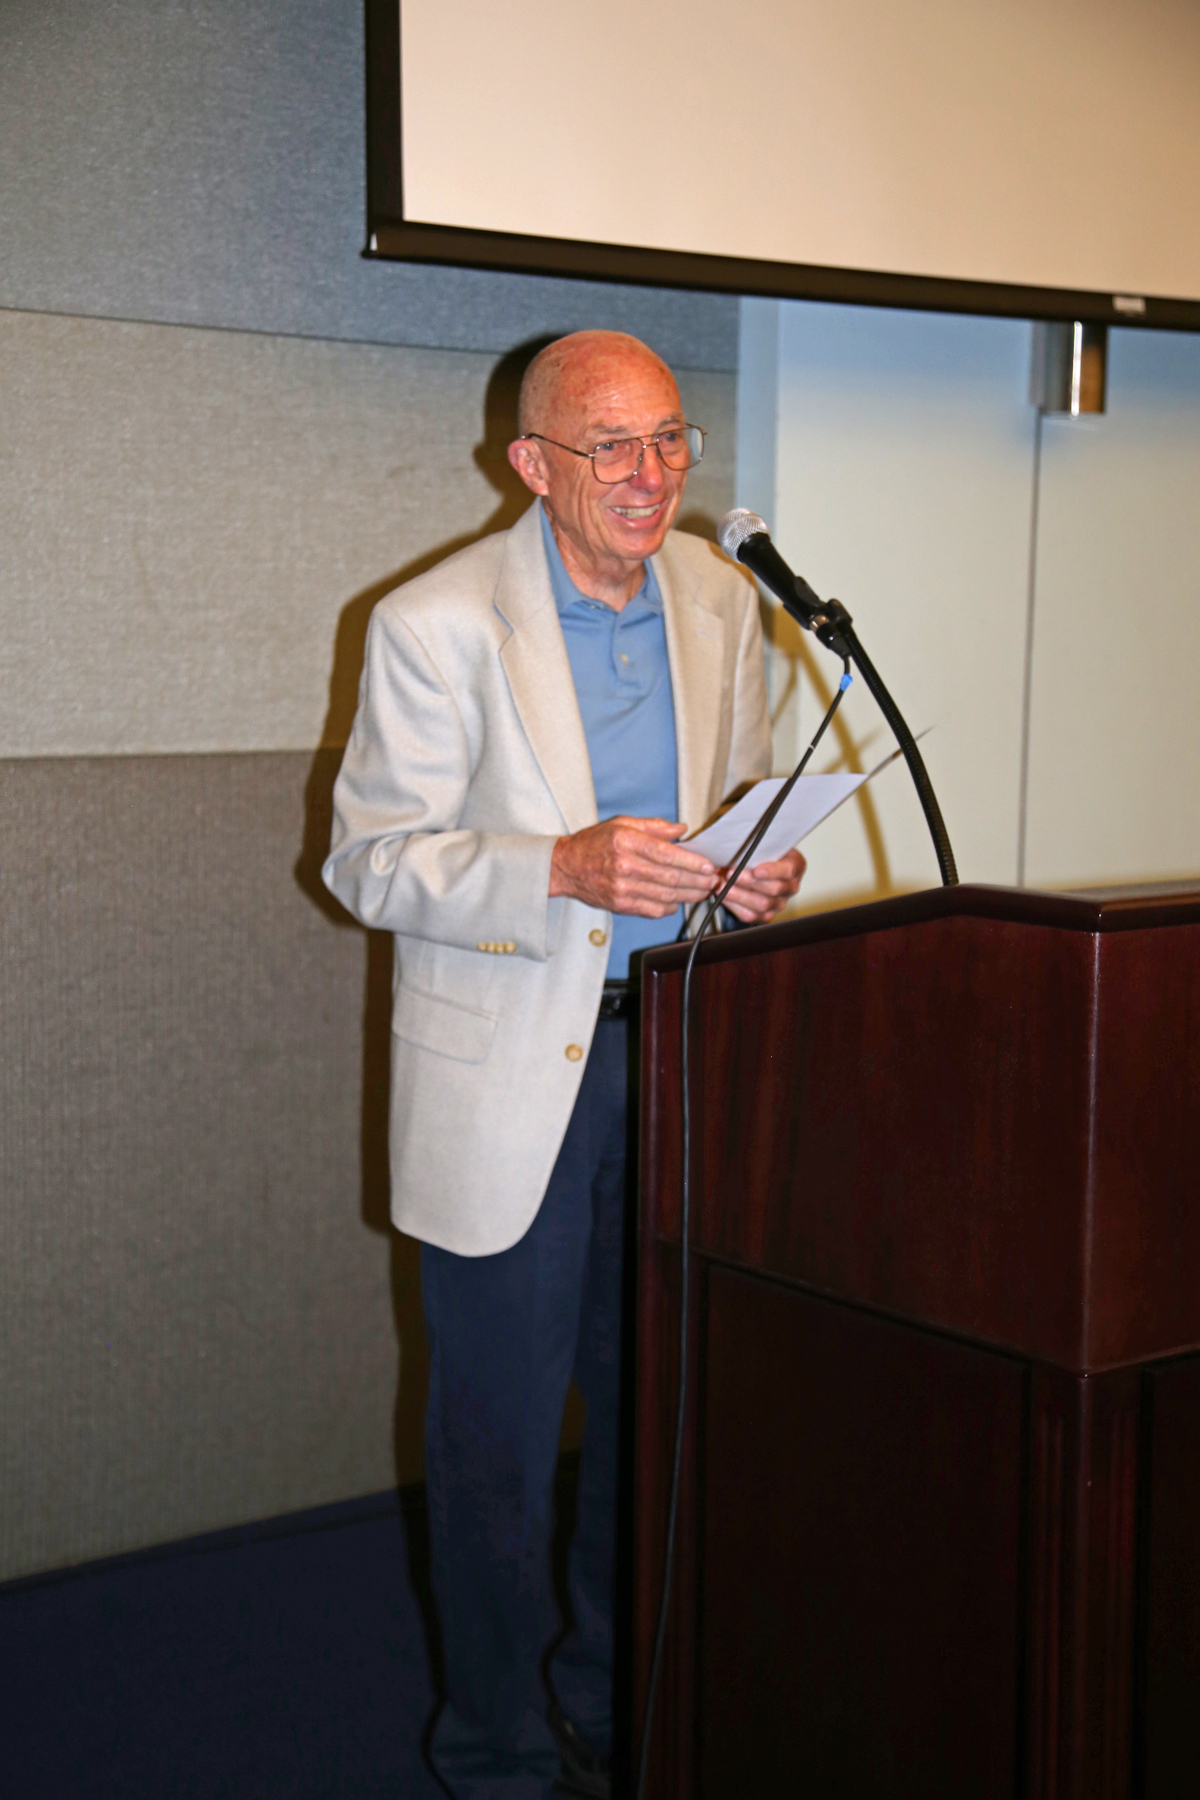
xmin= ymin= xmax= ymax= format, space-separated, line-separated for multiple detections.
xmin=365 ymin=0 xmax=1200 ymax=332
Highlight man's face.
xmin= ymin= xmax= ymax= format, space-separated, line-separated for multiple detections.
xmin=510 ymin=346 xmax=689 ymax=587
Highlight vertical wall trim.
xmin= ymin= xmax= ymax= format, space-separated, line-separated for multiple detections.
xmin=735 ymin=296 xmax=781 ymax=526
xmin=1017 ymin=405 xmax=1044 ymax=887
xmin=735 ymin=296 xmax=782 ymax=716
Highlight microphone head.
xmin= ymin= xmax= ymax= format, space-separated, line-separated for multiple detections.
xmin=718 ymin=508 xmax=770 ymax=560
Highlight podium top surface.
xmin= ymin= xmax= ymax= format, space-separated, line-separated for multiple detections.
xmin=643 ymin=880 xmax=1200 ymax=979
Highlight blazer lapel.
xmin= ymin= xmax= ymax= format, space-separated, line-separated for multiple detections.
xmin=495 ymin=503 xmax=598 ymax=834
xmin=655 ymin=536 xmax=728 ymax=834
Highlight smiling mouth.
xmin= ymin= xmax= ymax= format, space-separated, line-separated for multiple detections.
xmin=612 ymin=503 xmax=663 ymax=519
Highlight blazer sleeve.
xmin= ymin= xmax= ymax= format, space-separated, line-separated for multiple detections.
xmin=321 ymin=603 xmax=562 ymax=960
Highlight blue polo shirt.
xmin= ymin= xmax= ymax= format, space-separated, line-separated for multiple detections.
xmin=540 ymin=507 xmax=680 ymax=979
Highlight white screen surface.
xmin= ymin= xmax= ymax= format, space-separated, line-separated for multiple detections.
xmin=399 ymin=0 xmax=1200 ymax=303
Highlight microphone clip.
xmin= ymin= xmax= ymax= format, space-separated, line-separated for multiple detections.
xmin=785 ymin=577 xmax=853 ymax=659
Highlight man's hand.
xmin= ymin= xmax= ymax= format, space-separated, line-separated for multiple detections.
xmin=550 ymin=818 xmax=718 ymax=918
xmin=720 ymin=848 xmax=806 ymax=924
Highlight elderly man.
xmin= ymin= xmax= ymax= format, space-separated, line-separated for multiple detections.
xmin=323 ymin=331 xmax=803 ymax=1799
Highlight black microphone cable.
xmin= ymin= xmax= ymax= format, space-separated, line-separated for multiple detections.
xmin=634 ymin=661 xmax=852 ymax=1800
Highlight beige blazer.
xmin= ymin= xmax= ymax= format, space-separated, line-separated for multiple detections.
xmin=322 ymin=501 xmax=772 ymax=1255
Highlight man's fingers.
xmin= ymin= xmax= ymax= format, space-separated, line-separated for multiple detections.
xmin=549 ymin=816 xmax=724 ymax=912
xmin=611 ymin=818 xmax=714 ymax=867
xmin=720 ymin=848 xmax=805 ymax=924
xmin=610 ymin=856 xmax=719 ymax=909
xmin=620 ymin=871 xmax=717 ymax=904
xmin=641 ymin=842 xmax=715 ymax=875
xmin=611 ymin=827 xmax=714 ymax=877
xmin=724 ymin=873 xmax=796 ymax=898
xmin=725 ymin=851 xmax=805 ymax=893
xmin=748 ymin=851 xmax=806 ymax=882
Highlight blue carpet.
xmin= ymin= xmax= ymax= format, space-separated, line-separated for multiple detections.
xmin=0 ymin=1488 xmax=446 ymax=1799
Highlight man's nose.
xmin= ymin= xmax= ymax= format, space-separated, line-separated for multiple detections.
xmin=629 ymin=440 xmax=667 ymax=488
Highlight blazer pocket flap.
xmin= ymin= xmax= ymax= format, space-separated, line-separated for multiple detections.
xmin=392 ymin=984 xmax=497 ymax=1063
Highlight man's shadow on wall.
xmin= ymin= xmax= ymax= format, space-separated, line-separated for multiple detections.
xmin=298 ymin=338 xmax=557 ymax=1368
xmin=294 ymin=337 xmax=560 ymax=1686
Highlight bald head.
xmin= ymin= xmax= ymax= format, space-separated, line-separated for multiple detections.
xmin=507 ymin=328 xmax=691 ymax=606
xmin=517 ymin=330 xmax=677 ymax=439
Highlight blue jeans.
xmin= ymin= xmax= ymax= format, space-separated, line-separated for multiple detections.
xmin=422 ymin=1020 xmax=629 ymax=1800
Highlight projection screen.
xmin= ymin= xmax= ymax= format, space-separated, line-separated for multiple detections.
xmin=366 ymin=0 xmax=1200 ymax=327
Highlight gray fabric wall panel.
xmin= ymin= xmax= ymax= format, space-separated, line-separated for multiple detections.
xmin=0 ymin=0 xmax=737 ymax=370
xmin=0 ymin=751 xmax=416 ymax=1581
xmin=0 ymin=309 xmax=736 ymax=757
xmin=0 ymin=0 xmax=739 ymax=1574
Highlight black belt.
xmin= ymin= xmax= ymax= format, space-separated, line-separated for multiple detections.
xmin=597 ymin=979 xmax=636 ymax=1022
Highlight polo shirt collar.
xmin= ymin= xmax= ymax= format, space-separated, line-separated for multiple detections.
xmin=539 ymin=504 xmax=663 ymax=616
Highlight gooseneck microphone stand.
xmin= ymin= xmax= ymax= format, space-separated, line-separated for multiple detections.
xmin=798 ymin=594 xmax=958 ymax=888
xmin=717 ymin=509 xmax=959 ymax=887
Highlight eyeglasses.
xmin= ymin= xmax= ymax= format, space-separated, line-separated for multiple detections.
xmin=520 ymin=423 xmax=706 ymax=484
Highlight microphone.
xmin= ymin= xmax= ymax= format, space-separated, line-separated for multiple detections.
xmin=718 ymin=509 xmax=852 ymax=653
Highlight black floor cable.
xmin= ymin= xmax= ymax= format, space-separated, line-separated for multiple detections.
xmin=633 ymin=664 xmax=853 ymax=1800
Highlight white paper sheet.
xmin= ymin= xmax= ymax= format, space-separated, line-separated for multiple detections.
xmin=686 ymin=743 xmax=912 ymax=868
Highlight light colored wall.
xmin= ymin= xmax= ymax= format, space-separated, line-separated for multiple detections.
xmin=1025 ymin=328 xmax=1200 ymax=886
xmin=738 ymin=298 xmax=1200 ymax=904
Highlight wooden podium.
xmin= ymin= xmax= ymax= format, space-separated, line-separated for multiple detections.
xmin=633 ymin=884 xmax=1200 ymax=1800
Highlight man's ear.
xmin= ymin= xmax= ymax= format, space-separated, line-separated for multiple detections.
xmin=507 ymin=437 xmax=550 ymax=496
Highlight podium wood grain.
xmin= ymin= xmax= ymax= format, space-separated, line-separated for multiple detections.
xmin=634 ymin=885 xmax=1200 ymax=1800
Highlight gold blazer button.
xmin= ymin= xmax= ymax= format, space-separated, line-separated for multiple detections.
xmin=565 ymin=1044 xmax=584 ymax=1062
xmin=588 ymin=929 xmax=608 ymax=947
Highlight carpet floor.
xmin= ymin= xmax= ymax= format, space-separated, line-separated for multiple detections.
xmin=0 ymin=1470 xmax=576 ymax=1799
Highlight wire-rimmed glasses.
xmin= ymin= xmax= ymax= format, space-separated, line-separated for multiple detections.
xmin=520 ymin=424 xmax=706 ymax=484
